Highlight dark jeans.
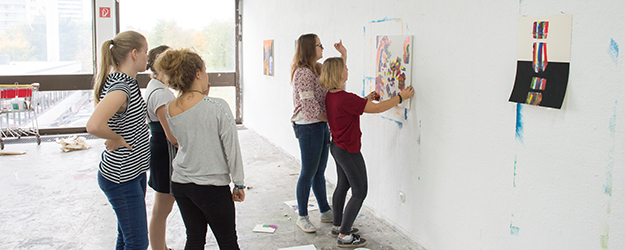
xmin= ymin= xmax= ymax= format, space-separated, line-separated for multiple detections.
xmin=97 ymin=172 xmax=149 ymax=250
xmin=292 ymin=121 xmax=332 ymax=216
xmin=330 ymin=142 xmax=368 ymax=236
xmin=171 ymin=183 xmax=239 ymax=250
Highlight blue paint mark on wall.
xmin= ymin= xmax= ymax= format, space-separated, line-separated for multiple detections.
xmin=380 ymin=116 xmax=403 ymax=129
xmin=608 ymin=38 xmax=619 ymax=65
xmin=510 ymin=223 xmax=520 ymax=236
xmin=370 ymin=17 xmax=400 ymax=23
xmin=513 ymin=155 xmax=517 ymax=187
xmin=605 ymin=101 xmax=616 ymax=197
xmin=515 ymin=103 xmax=524 ymax=144
xmin=609 ymin=101 xmax=617 ymax=139
xmin=404 ymin=109 xmax=408 ymax=120
xmin=362 ymin=79 xmax=366 ymax=97
xmin=363 ymin=26 xmax=366 ymax=37
xmin=604 ymin=164 xmax=613 ymax=197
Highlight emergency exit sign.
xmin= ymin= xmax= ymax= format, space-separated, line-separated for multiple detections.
xmin=100 ymin=7 xmax=110 ymax=18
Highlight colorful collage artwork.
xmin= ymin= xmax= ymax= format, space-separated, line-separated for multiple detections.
xmin=509 ymin=15 xmax=572 ymax=109
xmin=263 ymin=40 xmax=274 ymax=76
xmin=375 ymin=35 xmax=413 ymax=109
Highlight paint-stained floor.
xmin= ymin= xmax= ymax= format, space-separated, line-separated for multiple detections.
xmin=0 ymin=126 xmax=425 ymax=250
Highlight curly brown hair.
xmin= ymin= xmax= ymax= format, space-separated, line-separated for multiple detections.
xmin=154 ymin=48 xmax=205 ymax=94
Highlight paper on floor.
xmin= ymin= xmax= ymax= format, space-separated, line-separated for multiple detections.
xmin=284 ymin=199 xmax=318 ymax=212
xmin=277 ymin=244 xmax=317 ymax=250
xmin=252 ymin=224 xmax=277 ymax=233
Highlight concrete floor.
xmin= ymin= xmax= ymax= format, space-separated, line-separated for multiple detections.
xmin=0 ymin=126 xmax=425 ymax=250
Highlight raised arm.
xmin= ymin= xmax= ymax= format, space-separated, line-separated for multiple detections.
xmin=334 ymin=40 xmax=347 ymax=65
xmin=363 ymin=86 xmax=415 ymax=114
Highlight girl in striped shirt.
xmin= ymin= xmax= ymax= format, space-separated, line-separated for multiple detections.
xmin=86 ymin=30 xmax=151 ymax=250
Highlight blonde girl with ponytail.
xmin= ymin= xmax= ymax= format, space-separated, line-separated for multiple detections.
xmin=86 ymin=30 xmax=151 ymax=250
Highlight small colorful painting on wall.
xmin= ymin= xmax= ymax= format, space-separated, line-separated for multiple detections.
xmin=375 ymin=35 xmax=413 ymax=108
xmin=263 ymin=40 xmax=274 ymax=76
xmin=509 ymin=15 xmax=572 ymax=109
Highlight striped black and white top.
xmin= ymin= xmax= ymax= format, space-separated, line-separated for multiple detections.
xmin=99 ymin=72 xmax=151 ymax=184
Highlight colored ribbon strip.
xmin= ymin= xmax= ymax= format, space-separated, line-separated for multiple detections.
xmin=530 ymin=77 xmax=547 ymax=90
xmin=533 ymin=42 xmax=548 ymax=73
xmin=533 ymin=21 xmax=549 ymax=39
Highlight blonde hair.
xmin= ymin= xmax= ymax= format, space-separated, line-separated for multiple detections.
xmin=319 ymin=57 xmax=345 ymax=89
xmin=291 ymin=33 xmax=321 ymax=82
xmin=155 ymin=48 xmax=205 ymax=94
xmin=93 ymin=31 xmax=146 ymax=104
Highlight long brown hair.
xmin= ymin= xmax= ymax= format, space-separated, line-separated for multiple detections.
xmin=155 ymin=48 xmax=205 ymax=94
xmin=93 ymin=30 xmax=146 ymax=104
xmin=291 ymin=33 xmax=321 ymax=82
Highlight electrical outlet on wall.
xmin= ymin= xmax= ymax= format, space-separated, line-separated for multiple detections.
xmin=399 ymin=191 xmax=406 ymax=203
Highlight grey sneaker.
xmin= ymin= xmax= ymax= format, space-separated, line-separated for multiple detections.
xmin=337 ymin=234 xmax=367 ymax=248
xmin=320 ymin=209 xmax=333 ymax=223
xmin=330 ymin=227 xmax=360 ymax=237
xmin=296 ymin=216 xmax=316 ymax=233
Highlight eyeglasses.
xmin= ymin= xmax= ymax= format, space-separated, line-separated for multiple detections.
xmin=316 ymin=44 xmax=323 ymax=49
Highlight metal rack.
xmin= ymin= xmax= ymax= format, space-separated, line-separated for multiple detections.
xmin=0 ymin=83 xmax=41 ymax=150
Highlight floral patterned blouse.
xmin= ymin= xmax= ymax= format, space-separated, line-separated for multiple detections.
xmin=291 ymin=66 xmax=328 ymax=123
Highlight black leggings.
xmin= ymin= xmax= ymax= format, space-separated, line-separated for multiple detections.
xmin=330 ymin=142 xmax=368 ymax=235
xmin=171 ymin=183 xmax=239 ymax=250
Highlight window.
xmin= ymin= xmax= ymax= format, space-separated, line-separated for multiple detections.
xmin=119 ymin=0 xmax=237 ymax=116
xmin=0 ymin=0 xmax=94 ymax=131
xmin=119 ymin=0 xmax=235 ymax=72
xmin=0 ymin=0 xmax=240 ymax=134
xmin=0 ymin=0 xmax=94 ymax=75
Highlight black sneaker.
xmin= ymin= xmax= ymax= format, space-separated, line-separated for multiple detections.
xmin=330 ymin=227 xmax=360 ymax=237
xmin=337 ymin=234 xmax=367 ymax=248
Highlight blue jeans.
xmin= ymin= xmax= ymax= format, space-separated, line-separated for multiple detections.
xmin=293 ymin=121 xmax=332 ymax=216
xmin=98 ymin=172 xmax=149 ymax=250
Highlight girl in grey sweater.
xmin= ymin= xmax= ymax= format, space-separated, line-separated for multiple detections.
xmin=156 ymin=48 xmax=245 ymax=250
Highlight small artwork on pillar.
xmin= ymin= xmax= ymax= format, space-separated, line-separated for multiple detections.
xmin=509 ymin=15 xmax=572 ymax=109
xmin=263 ymin=40 xmax=274 ymax=76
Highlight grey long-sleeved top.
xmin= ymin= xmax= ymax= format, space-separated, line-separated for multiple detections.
xmin=166 ymin=96 xmax=244 ymax=186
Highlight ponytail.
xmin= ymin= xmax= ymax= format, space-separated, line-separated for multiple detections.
xmin=93 ymin=31 xmax=146 ymax=104
xmin=94 ymin=40 xmax=115 ymax=104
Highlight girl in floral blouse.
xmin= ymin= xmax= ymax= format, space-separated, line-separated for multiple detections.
xmin=290 ymin=33 xmax=346 ymax=233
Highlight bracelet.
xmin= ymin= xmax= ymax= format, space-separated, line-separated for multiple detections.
xmin=398 ymin=94 xmax=403 ymax=104
xmin=235 ymin=184 xmax=245 ymax=189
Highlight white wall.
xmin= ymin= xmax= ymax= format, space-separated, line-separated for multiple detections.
xmin=240 ymin=1 xmax=625 ymax=249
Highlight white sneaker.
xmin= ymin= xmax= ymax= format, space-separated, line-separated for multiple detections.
xmin=320 ymin=209 xmax=333 ymax=223
xmin=296 ymin=215 xmax=316 ymax=233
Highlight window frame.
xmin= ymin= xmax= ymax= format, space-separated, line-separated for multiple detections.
xmin=1 ymin=0 xmax=242 ymax=135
